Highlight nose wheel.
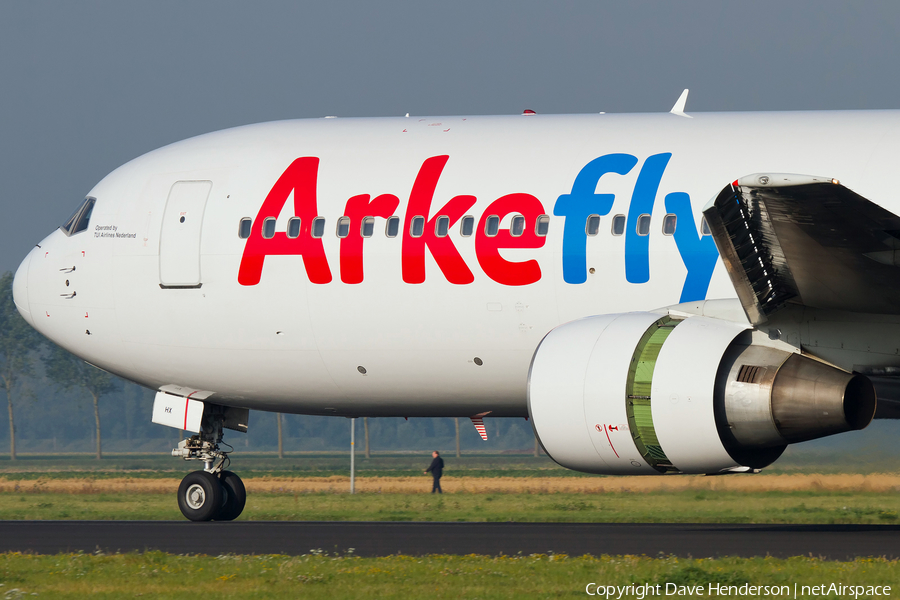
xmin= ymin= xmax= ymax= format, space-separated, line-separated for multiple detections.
xmin=177 ymin=470 xmax=246 ymax=522
xmin=217 ymin=470 xmax=247 ymax=521
xmin=178 ymin=471 xmax=223 ymax=521
xmin=171 ymin=408 xmax=247 ymax=522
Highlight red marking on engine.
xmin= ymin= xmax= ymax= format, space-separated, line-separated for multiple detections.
xmin=603 ymin=424 xmax=619 ymax=458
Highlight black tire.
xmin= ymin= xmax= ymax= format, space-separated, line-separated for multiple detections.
xmin=216 ymin=471 xmax=246 ymax=521
xmin=177 ymin=471 xmax=224 ymax=522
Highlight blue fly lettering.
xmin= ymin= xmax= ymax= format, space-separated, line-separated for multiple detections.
xmin=554 ymin=153 xmax=718 ymax=300
xmin=624 ymin=153 xmax=671 ymax=284
xmin=554 ymin=154 xmax=638 ymax=284
xmin=664 ymin=192 xmax=719 ymax=302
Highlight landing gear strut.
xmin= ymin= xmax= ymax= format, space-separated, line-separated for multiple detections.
xmin=172 ymin=406 xmax=246 ymax=521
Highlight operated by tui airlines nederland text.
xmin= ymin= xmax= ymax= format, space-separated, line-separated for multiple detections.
xmin=12 ymin=104 xmax=900 ymax=519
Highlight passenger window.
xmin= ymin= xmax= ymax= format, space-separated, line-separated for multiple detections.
xmin=460 ymin=215 xmax=474 ymax=237
xmin=637 ymin=214 xmax=651 ymax=236
xmin=410 ymin=216 xmax=425 ymax=237
xmin=662 ymin=214 xmax=677 ymax=235
xmin=386 ymin=216 xmax=400 ymax=238
xmin=361 ymin=216 xmax=375 ymax=238
xmin=312 ymin=217 xmax=325 ymax=238
xmin=700 ymin=216 xmax=712 ymax=236
xmin=60 ymin=197 xmax=96 ymax=237
xmin=435 ymin=215 xmax=450 ymax=237
xmin=535 ymin=215 xmax=550 ymax=237
xmin=238 ymin=217 xmax=252 ymax=239
xmin=287 ymin=217 xmax=301 ymax=238
xmin=485 ymin=215 xmax=499 ymax=237
xmin=262 ymin=217 xmax=276 ymax=239
xmin=586 ymin=215 xmax=601 ymax=236
xmin=611 ymin=214 xmax=625 ymax=236
xmin=336 ymin=216 xmax=351 ymax=238
xmin=511 ymin=215 xmax=525 ymax=237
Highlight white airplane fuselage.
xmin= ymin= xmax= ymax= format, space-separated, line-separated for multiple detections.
xmin=13 ymin=110 xmax=900 ymax=417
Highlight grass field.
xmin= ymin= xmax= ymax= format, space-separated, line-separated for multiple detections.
xmin=1 ymin=454 xmax=899 ymax=596
xmin=0 ymin=475 xmax=899 ymax=523
xmin=0 ymin=448 xmax=897 ymax=477
xmin=0 ymin=552 xmax=897 ymax=599
xmin=1 ymin=454 xmax=899 ymax=523
xmin=0 ymin=452 xmax=593 ymax=479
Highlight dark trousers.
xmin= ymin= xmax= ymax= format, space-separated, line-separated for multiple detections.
xmin=432 ymin=475 xmax=442 ymax=493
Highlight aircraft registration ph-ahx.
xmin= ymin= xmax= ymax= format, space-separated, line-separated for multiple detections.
xmin=13 ymin=94 xmax=900 ymax=520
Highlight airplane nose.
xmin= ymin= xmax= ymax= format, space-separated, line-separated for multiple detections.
xmin=12 ymin=248 xmax=34 ymax=326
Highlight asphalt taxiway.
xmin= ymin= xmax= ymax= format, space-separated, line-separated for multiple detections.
xmin=0 ymin=521 xmax=897 ymax=559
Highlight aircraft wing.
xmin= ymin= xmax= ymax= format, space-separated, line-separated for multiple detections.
xmin=703 ymin=174 xmax=900 ymax=325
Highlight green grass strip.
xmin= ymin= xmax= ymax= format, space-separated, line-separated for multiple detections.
xmin=0 ymin=552 xmax=897 ymax=599
xmin=1 ymin=491 xmax=899 ymax=524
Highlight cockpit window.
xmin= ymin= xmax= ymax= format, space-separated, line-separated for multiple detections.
xmin=60 ymin=197 xmax=96 ymax=237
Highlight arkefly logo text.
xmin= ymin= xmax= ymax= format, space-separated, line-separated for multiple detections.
xmin=237 ymin=154 xmax=719 ymax=302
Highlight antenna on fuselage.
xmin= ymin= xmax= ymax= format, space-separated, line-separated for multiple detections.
xmin=670 ymin=89 xmax=691 ymax=118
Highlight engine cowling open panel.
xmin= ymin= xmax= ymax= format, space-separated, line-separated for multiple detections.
xmin=582 ymin=313 xmax=662 ymax=474
xmin=651 ymin=316 xmax=749 ymax=473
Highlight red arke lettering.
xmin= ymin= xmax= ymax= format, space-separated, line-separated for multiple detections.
xmin=340 ymin=193 xmax=400 ymax=284
xmin=476 ymin=193 xmax=546 ymax=286
xmin=238 ymin=157 xmax=332 ymax=285
xmin=401 ymin=156 xmax=476 ymax=284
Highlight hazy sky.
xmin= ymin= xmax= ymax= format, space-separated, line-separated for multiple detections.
xmin=2 ymin=1 xmax=900 ymax=273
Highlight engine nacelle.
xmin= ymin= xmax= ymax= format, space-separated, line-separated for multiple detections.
xmin=527 ymin=313 xmax=876 ymax=475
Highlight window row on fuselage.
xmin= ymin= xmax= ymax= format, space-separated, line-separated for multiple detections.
xmin=237 ymin=213 xmax=713 ymax=240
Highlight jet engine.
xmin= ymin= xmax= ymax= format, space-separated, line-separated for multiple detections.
xmin=527 ymin=313 xmax=876 ymax=475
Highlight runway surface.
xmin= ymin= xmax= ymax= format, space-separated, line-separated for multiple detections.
xmin=0 ymin=521 xmax=897 ymax=559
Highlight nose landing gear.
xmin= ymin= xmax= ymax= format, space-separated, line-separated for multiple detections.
xmin=171 ymin=406 xmax=247 ymax=522
xmin=217 ymin=470 xmax=247 ymax=521
xmin=177 ymin=470 xmax=224 ymax=521
xmin=176 ymin=469 xmax=247 ymax=522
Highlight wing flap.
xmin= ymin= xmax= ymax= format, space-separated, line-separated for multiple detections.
xmin=703 ymin=174 xmax=900 ymax=324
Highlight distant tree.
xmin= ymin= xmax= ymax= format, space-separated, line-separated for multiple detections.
xmin=364 ymin=417 xmax=370 ymax=459
xmin=0 ymin=272 xmax=43 ymax=460
xmin=277 ymin=412 xmax=284 ymax=459
xmin=46 ymin=345 xmax=119 ymax=459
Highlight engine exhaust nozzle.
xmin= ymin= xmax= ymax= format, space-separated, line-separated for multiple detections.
xmin=770 ymin=354 xmax=876 ymax=444
xmin=720 ymin=347 xmax=876 ymax=451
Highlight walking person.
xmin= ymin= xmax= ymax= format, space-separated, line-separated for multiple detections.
xmin=424 ymin=450 xmax=444 ymax=493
